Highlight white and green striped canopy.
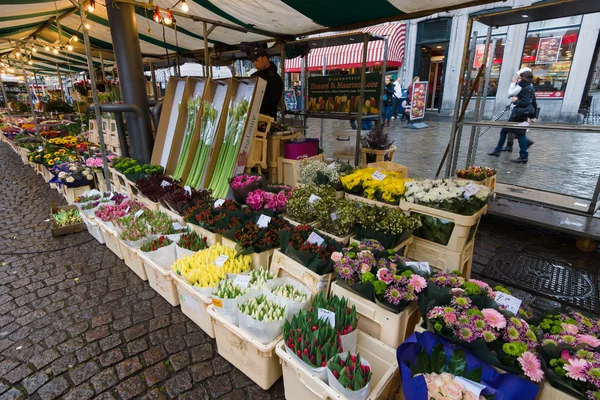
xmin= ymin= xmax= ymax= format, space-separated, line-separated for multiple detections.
xmin=0 ymin=0 xmax=496 ymax=76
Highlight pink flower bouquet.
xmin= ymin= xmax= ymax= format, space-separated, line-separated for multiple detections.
xmin=229 ymin=174 xmax=264 ymax=204
xmin=246 ymin=189 xmax=291 ymax=212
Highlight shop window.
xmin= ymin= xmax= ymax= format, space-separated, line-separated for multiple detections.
xmin=520 ymin=17 xmax=582 ymax=99
xmin=466 ymin=22 xmax=507 ymax=98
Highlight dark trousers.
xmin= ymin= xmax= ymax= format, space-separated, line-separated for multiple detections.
xmin=494 ymin=129 xmax=529 ymax=159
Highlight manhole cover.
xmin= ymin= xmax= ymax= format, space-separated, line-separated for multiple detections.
xmin=481 ymin=251 xmax=598 ymax=312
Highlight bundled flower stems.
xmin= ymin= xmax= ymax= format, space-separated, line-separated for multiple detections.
xmin=208 ymin=99 xmax=249 ymax=198
xmin=172 ymin=95 xmax=202 ymax=180
xmin=186 ymin=102 xmax=218 ymax=188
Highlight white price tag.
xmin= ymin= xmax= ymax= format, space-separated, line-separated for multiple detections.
xmin=327 ymin=162 xmax=336 ymax=170
xmin=463 ymin=183 xmax=480 ymax=200
xmin=330 ymin=212 xmax=338 ymax=221
xmin=372 ymin=171 xmax=386 ymax=181
xmin=37 ymin=146 xmax=43 ymax=151
xmin=257 ymin=214 xmax=271 ymax=228
xmin=108 ymin=192 xmax=114 ymax=200
xmin=494 ymin=292 xmax=522 ymax=314
xmin=233 ymin=275 xmax=251 ymax=289
xmin=172 ymin=222 xmax=185 ymax=231
xmin=454 ymin=377 xmax=485 ymax=397
xmin=214 ymin=199 xmax=225 ymax=208
xmin=308 ymin=194 xmax=321 ymax=204
xmin=317 ymin=308 xmax=336 ymax=328
xmin=184 ymin=186 xmax=192 ymax=196
xmin=406 ymin=261 xmax=431 ymax=274
xmin=134 ymin=209 xmax=144 ymax=218
xmin=306 ymin=232 xmax=325 ymax=246
xmin=124 ymin=207 xmax=130 ymax=214
xmin=160 ymin=180 xmax=171 ymax=188
xmin=317 ymin=276 xmax=329 ymax=290
xmin=214 ymin=255 xmax=229 ymax=267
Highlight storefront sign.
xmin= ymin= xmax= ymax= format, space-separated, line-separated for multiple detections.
xmin=535 ymin=91 xmax=564 ymax=99
xmin=473 ymin=44 xmax=492 ymax=69
xmin=410 ymin=81 xmax=428 ymax=121
xmin=307 ymin=73 xmax=381 ymax=114
xmin=536 ymin=36 xmax=562 ymax=64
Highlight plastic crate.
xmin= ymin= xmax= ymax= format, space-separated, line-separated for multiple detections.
xmin=537 ymin=381 xmax=577 ymax=400
xmin=20 ymin=148 xmax=30 ymax=165
xmin=207 ymin=305 xmax=282 ymax=390
xmin=221 ymin=237 xmax=274 ymax=270
xmin=96 ymin=220 xmax=123 ymax=260
xmin=158 ymin=205 xmax=185 ymax=224
xmin=269 ymin=250 xmax=333 ymax=298
xmin=139 ymin=253 xmax=179 ymax=306
xmin=456 ymin=175 xmax=497 ymax=191
xmin=399 ymin=201 xmax=487 ymax=253
xmin=275 ymin=331 xmax=400 ymax=400
xmin=407 ymin=237 xmax=475 ymax=278
xmin=187 ymin=224 xmax=221 ymax=247
xmin=117 ymin=240 xmax=147 ymax=281
xmin=137 ymin=195 xmax=160 ymax=212
xmin=330 ymin=282 xmax=420 ymax=349
xmin=62 ymin=185 xmax=93 ymax=204
xmin=82 ymin=215 xmax=105 ymax=244
xmin=107 ymin=167 xmax=120 ymax=192
xmin=367 ymin=161 xmax=408 ymax=178
xmin=171 ymin=272 xmax=214 ymax=338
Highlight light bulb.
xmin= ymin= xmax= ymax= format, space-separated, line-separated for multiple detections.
xmin=87 ymin=4 xmax=94 ymax=12
xmin=45 ymin=45 xmax=50 ymax=51
xmin=85 ymin=23 xmax=91 ymax=30
xmin=53 ymin=48 xmax=58 ymax=54
xmin=72 ymin=36 xmax=78 ymax=42
xmin=32 ymin=47 xmax=37 ymax=53
xmin=181 ymin=0 xmax=189 ymax=12
xmin=15 ymin=52 xmax=20 ymax=58
xmin=67 ymin=45 xmax=73 ymax=51
xmin=164 ymin=16 xmax=172 ymax=25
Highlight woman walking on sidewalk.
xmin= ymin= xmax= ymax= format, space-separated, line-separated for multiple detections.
xmin=488 ymin=69 xmax=537 ymax=163
xmin=382 ymin=75 xmax=395 ymax=127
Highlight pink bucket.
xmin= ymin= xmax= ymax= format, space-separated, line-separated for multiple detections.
xmin=283 ymin=139 xmax=320 ymax=160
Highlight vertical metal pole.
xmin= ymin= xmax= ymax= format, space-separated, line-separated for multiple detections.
xmin=203 ymin=23 xmax=209 ymax=78
xmin=588 ymin=175 xmax=600 ymax=215
xmin=378 ymin=37 xmax=389 ymax=128
xmin=17 ymin=41 xmax=40 ymax=137
xmin=469 ymin=36 xmax=496 ymax=167
xmin=301 ymin=53 xmax=307 ymax=135
xmin=444 ymin=18 xmax=473 ymax=178
xmin=280 ymin=41 xmax=285 ymax=121
xmin=0 ymin=76 xmax=13 ymax=123
xmin=78 ymin=0 xmax=111 ymax=191
xmin=319 ymin=55 xmax=326 ymax=146
xmin=466 ymin=27 xmax=492 ymax=167
xmin=150 ymin=62 xmax=158 ymax=100
xmin=99 ymin=51 xmax=107 ymax=83
xmin=355 ymin=34 xmax=369 ymax=166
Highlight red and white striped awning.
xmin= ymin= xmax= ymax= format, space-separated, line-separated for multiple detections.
xmin=285 ymin=23 xmax=406 ymax=73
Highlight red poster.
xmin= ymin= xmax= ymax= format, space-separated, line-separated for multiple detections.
xmin=473 ymin=44 xmax=492 ymax=69
xmin=410 ymin=81 xmax=428 ymax=121
xmin=536 ymin=36 xmax=562 ymax=64
xmin=535 ymin=91 xmax=564 ymax=99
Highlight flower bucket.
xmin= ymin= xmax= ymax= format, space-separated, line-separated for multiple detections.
xmin=283 ymin=138 xmax=319 ymax=160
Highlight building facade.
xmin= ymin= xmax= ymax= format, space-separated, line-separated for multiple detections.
xmin=401 ymin=0 xmax=600 ymax=122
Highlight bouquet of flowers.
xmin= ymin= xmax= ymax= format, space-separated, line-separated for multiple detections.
xmin=177 ymin=231 xmax=208 ymax=252
xmin=134 ymin=175 xmax=176 ymax=203
xmin=341 ymin=168 xmax=411 ymax=204
xmin=53 ymin=162 xmax=95 ymax=187
xmin=333 ymin=241 xmax=427 ymax=313
xmin=403 ymin=179 xmax=491 ymax=216
xmin=117 ymin=213 xmax=151 ymax=243
xmin=231 ymin=215 xmax=288 ymax=255
xmin=298 ymin=159 xmax=352 ymax=190
xmin=246 ymin=188 xmax=292 ymax=213
xmin=278 ymin=224 xmax=342 ymax=275
xmin=314 ymin=198 xmax=355 ymax=238
xmin=95 ymin=200 xmax=144 ymax=223
xmin=229 ymin=173 xmax=264 ymax=204
xmin=286 ymin=185 xmax=336 ymax=224
xmin=144 ymin=210 xmax=181 ymax=236
xmin=161 ymin=187 xmax=213 ymax=216
xmin=140 ymin=236 xmax=173 ymax=252
xmin=456 ymin=166 xmax=497 ymax=181
xmin=327 ymin=351 xmax=372 ymax=398
xmin=237 ymin=294 xmax=286 ymax=344
xmin=398 ymin=331 xmax=541 ymax=400
xmin=355 ymin=204 xmax=422 ymax=249
xmin=311 ymin=292 xmax=359 ymax=352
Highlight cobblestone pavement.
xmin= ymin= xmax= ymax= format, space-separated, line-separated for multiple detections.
xmin=306 ymin=96 xmax=600 ymax=200
xmin=0 ymin=139 xmax=598 ymax=399
xmin=0 ymin=143 xmax=284 ymax=399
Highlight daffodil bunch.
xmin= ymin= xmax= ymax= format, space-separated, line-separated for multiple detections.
xmin=213 ymin=279 xmax=249 ymax=299
xmin=249 ymin=268 xmax=274 ymax=289
xmin=238 ymin=295 xmax=286 ymax=322
xmin=341 ymin=168 xmax=411 ymax=204
xmin=271 ymin=284 xmax=308 ymax=303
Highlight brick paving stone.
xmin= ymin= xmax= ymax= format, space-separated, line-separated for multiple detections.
xmin=4 ymin=364 xmax=32 ymax=384
xmin=207 ymin=374 xmax=233 ymax=398
xmin=142 ymin=346 xmax=167 ymax=366
xmin=62 ymin=384 xmax=95 ymax=400
xmin=164 ymin=372 xmax=193 ymax=398
xmin=99 ymin=348 xmax=124 ymax=367
xmin=0 ymin=359 xmax=19 ymax=377
xmin=222 ymin=390 xmax=248 ymax=400
xmin=190 ymin=343 xmax=213 ymax=363
xmin=231 ymin=369 xmax=254 ymax=389
xmin=76 ymin=342 xmax=102 ymax=363
xmin=246 ymin=385 xmax=271 ymax=400
xmin=143 ymin=362 xmax=170 ymax=387
xmin=126 ymin=338 xmax=148 ymax=356
xmin=123 ymin=325 xmax=147 ymax=342
xmin=213 ymin=356 xmax=234 ymax=375
xmin=99 ymin=334 xmax=122 ymax=351
xmin=169 ymin=350 xmax=190 ymax=372
xmin=69 ymin=360 xmax=101 ymax=386
xmin=85 ymin=325 xmax=110 ymax=342
xmin=22 ymin=372 xmax=49 ymax=394
xmin=190 ymin=361 xmax=213 ymax=383
xmin=37 ymin=376 xmax=69 ymax=400
xmin=139 ymin=388 xmax=167 ymax=400
xmin=0 ymin=388 xmax=24 ymax=400
xmin=116 ymin=357 xmax=143 ymax=380
xmin=49 ymin=354 xmax=76 ymax=375
xmin=117 ymin=375 xmax=146 ymax=400
xmin=91 ymin=368 xmax=118 ymax=393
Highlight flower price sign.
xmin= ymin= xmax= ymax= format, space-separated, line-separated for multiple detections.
xmin=307 ymin=73 xmax=382 ymax=114
xmin=410 ymin=81 xmax=428 ymax=121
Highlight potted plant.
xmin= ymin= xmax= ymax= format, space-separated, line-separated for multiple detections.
xmin=360 ymin=127 xmax=395 ymax=165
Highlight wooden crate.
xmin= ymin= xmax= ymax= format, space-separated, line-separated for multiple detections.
xmin=62 ymin=184 xmax=94 ymax=204
xmin=187 ymin=224 xmax=221 ymax=247
xmin=50 ymin=203 xmax=86 ymax=236
xmin=457 ymin=175 xmax=497 ymax=191
xmin=367 ymin=161 xmax=408 ymax=178
xmin=407 ymin=237 xmax=475 ymax=278
xmin=277 ymin=154 xmax=325 ymax=186
xmin=245 ymin=114 xmax=273 ymax=173
xmin=361 ymin=146 xmax=396 ymax=166
xmin=537 ymin=382 xmax=577 ymax=400
xmin=345 ymin=193 xmax=400 ymax=208
xmin=269 ymin=250 xmax=333 ymax=298
xmin=350 ymin=235 xmax=413 ymax=256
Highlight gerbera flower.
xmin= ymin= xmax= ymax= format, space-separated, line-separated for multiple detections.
xmin=481 ymin=308 xmax=507 ymax=330
xmin=376 ymin=268 xmax=393 ymax=284
xmin=408 ymin=274 xmax=427 ymax=293
xmin=518 ymin=351 xmax=544 ymax=383
xmin=564 ymin=358 xmax=589 ymax=381
xmin=578 ymin=334 xmax=600 ymax=348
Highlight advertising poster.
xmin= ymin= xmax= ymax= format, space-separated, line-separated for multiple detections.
xmin=307 ymin=73 xmax=381 ymax=114
xmin=284 ymin=89 xmax=297 ymax=111
xmin=473 ymin=44 xmax=493 ymax=69
xmin=410 ymin=81 xmax=428 ymax=121
xmin=536 ymin=36 xmax=562 ymax=64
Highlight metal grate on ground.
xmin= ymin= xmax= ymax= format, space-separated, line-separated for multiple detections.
xmin=480 ymin=250 xmax=599 ymax=312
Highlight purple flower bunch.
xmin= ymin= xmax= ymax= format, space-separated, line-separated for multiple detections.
xmin=246 ymin=189 xmax=291 ymax=212
xmin=430 ymin=272 xmax=465 ymax=288
xmin=504 ymin=316 xmax=539 ymax=349
xmin=230 ymin=174 xmax=263 ymax=189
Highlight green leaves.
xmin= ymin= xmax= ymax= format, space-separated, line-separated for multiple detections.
xmin=430 ymin=343 xmax=446 ymax=373
xmin=464 ymin=366 xmax=482 ymax=383
xmin=448 ymin=349 xmax=466 ymax=376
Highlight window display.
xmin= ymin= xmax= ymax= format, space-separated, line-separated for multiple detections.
xmin=468 ymin=23 xmax=507 ymax=97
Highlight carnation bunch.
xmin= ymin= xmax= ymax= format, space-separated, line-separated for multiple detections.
xmin=238 ymin=295 xmax=285 ymax=323
xmin=140 ymin=236 xmax=173 ymax=252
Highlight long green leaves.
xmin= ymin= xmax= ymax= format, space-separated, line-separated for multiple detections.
xmin=173 ymin=95 xmax=202 ymax=180
xmin=207 ymin=99 xmax=249 ymax=198
xmin=185 ymin=102 xmax=218 ymax=188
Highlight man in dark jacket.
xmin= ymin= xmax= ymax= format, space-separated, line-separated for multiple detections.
xmin=250 ymin=48 xmax=283 ymax=118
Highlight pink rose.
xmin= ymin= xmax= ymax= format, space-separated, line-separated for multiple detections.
xmin=561 ymin=349 xmax=573 ymax=362
xmin=442 ymin=378 xmax=466 ymax=400
xmin=443 ymin=312 xmax=457 ymax=325
xmin=360 ymin=263 xmax=371 ymax=273
xmin=561 ymin=323 xmax=579 ymax=335
xmin=331 ymin=252 xmax=343 ymax=262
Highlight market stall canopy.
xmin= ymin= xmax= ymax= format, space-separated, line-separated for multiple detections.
xmin=285 ymin=23 xmax=406 ymax=72
xmin=474 ymin=0 xmax=600 ymax=26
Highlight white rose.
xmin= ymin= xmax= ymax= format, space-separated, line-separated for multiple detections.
xmin=66 ymin=177 xmax=75 ymax=183
xmin=58 ymin=171 xmax=66 ymax=178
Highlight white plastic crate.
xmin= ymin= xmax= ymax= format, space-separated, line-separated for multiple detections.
xmin=207 ymin=305 xmax=282 ymax=390
xmin=275 ymin=331 xmax=400 ymax=400
xmin=139 ymin=253 xmax=179 ymax=306
xmin=96 ymin=220 xmax=123 ymax=259
xmin=62 ymin=185 xmax=93 ymax=204
xmin=171 ymin=272 xmax=214 ymax=338
xmin=117 ymin=240 xmax=147 ymax=281
xmin=269 ymin=250 xmax=333 ymax=298
xmin=82 ymin=215 xmax=105 ymax=244
xmin=330 ymin=282 xmax=420 ymax=349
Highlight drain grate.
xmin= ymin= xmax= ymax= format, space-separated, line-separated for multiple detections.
xmin=480 ymin=251 xmax=598 ymax=312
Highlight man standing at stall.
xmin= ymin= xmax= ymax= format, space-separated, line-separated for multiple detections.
xmin=251 ymin=48 xmax=284 ymax=118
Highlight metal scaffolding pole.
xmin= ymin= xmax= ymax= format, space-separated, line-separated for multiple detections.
xmin=56 ymin=64 xmax=64 ymax=101
xmin=99 ymin=51 xmax=107 ymax=83
xmin=203 ymin=23 xmax=210 ymax=78
xmin=377 ymin=37 xmax=389 ymax=128
xmin=0 ymin=76 xmax=13 ymax=124
xmin=17 ymin=41 xmax=40 ymax=137
xmin=78 ymin=0 xmax=111 ymax=191
xmin=354 ymin=34 xmax=369 ymax=166
xmin=150 ymin=62 xmax=158 ymax=101
xmin=319 ymin=55 xmax=326 ymax=146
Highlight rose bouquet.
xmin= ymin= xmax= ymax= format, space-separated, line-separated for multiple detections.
xmin=333 ymin=241 xmax=427 ymax=313
xmin=403 ymin=179 xmax=491 ymax=216
xmin=398 ymin=331 xmax=541 ymax=400
xmin=456 ymin=166 xmax=497 ymax=181
xmin=355 ymin=204 xmax=422 ymax=249
xmin=246 ymin=188 xmax=292 ymax=213
xmin=286 ymin=185 xmax=336 ymax=224
xmin=341 ymin=168 xmax=411 ymax=204
xmin=278 ymin=224 xmax=342 ymax=275
xmin=229 ymin=173 xmax=264 ymax=204
xmin=53 ymin=162 xmax=95 ymax=187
